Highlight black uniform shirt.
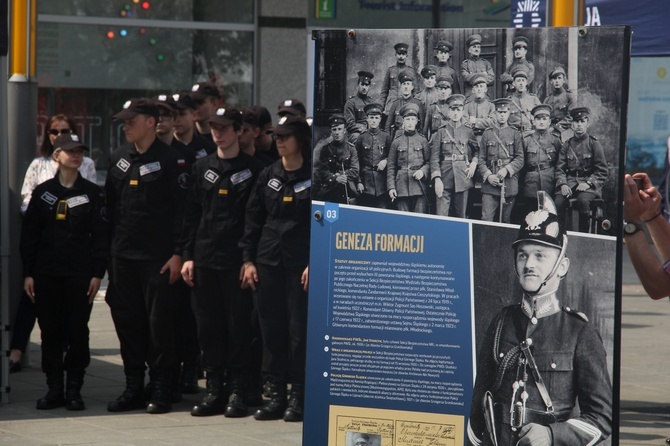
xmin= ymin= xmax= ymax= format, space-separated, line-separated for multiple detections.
xmin=187 ymin=134 xmax=217 ymax=161
xmin=105 ymin=138 xmax=187 ymax=260
xmin=240 ymin=160 xmax=311 ymax=268
xmin=21 ymin=173 xmax=109 ymax=278
xmin=183 ymin=152 xmax=264 ymax=270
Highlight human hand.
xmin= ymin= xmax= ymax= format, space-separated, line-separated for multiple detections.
xmin=560 ymin=184 xmax=572 ymax=197
xmin=466 ymin=161 xmax=477 ymax=179
xmin=624 ymin=173 xmax=661 ymax=222
xmin=24 ymin=277 xmax=35 ymax=302
xmin=160 ymin=255 xmax=183 ymax=285
xmin=336 ymin=174 xmax=348 ymax=185
xmin=301 ymin=266 xmax=309 ymax=292
xmin=377 ymin=159 xmax=387 ymax=171
xmin=516 ymin=423 xmax=552 ymax=446
xmin=487 ymin=175 xmax=501 ymax=187
xmin=434 ymin=178 xmax=444 ymax=198
xmin=357 ymin=183 xmax=365 ymax=193
xmin=87 ymin=277 xmax=101 ymax=303
xmin=576 ymin=182 xmax=590 ymax=192
xmin=240 ymin=261 xmax=259 ymax=291
xmin=181 ymin=260 xmax=195 ymax=287
xmin=389 ymin=189 xmax=397 ymax=201
xmin=413 ymin=170 xmax=424 ymax=180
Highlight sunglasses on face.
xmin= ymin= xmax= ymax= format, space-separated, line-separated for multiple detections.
xmin=272 ymin=133 xmax=292 ymax=142
xmin=48 ymin=128 xmax=72 ymax=136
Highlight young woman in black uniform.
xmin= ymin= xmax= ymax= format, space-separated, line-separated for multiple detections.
xmin=240 ymin=114 xmax=312 ymax=422
xmin=20 ymin=134 xmax=109 ymax=410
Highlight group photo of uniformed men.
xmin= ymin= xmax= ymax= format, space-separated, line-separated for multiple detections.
xmin=311 ymin=27 xmax=626 ymax=234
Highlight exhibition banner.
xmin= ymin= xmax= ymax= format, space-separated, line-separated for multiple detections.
xmin=306 ymin=26 xmax=630 ymax=445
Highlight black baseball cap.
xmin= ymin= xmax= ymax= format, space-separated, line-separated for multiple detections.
xmin=113 ymin=98 xmax=160 ymax=120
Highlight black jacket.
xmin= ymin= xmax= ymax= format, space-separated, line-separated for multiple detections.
xmin=21 ymin=173 xmax=109 ymax=278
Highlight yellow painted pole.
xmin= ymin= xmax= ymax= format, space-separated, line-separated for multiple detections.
xmin=550 ymin=0 xmax=585 ymax=27
xmin=9 ymin=0 xmax=36 ymax=79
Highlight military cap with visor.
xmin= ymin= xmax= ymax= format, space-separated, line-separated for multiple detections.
xmin=399 ymin=102 xmax=420 ymax=118
xmin=357 ymin=71 xmax=374 ymax=84
xmin=113 ymin=98 xmax=160 ymax=120
xmin=470 ymin=73 xmax=488 ymax=86
xmin=394 ymin=42 xmax=409 ymax=53
xmin=435 ymin=76 xmax=452 ymax=88
xmin=328 ymin=114 xmax=346 ymax=127
xmin=513 ymin=35 xmax=530 ymax=49
xmin=53 ymin=134 xmax=89 ymax=154
xmin=513 ymin=192 xmax=566 ymax=250
xmin=171 ymin=92 xmax=198 ymax=110
xmin=420 ymin=65 xmax=438 ymax=78
xmin=531 ymin=104 xmax=553 ymax=117
xmin=549 ymin=66 xmax=567 ymax=79
xmin=434 ymin=40 xmax=453 ymax=52
xmin=492 ymin=97 xmax=512 ymax=111
xmin=189 ymin=82 xmax=222 ymax=101
xmin=446 ymin=94 xmax=465 ymax=108
xmin=273 ymin=114 xmax=311 ymax=139
xmin=277 ymin=98 xmax=307 ymax=117
xmin=511 ymin=66 xmax=529 ymax=79
xmin=466 ymin=34 xmax=482 ymax=47
xmin=152 ymin=94 xmax=180 ymax=113
xmin=364 ymin=103 xmax=384 ymax=116
xmin=398 ymin=69 xmax=414 ymax=83
xmin=569 ymin=107 xmax=590 ymax=120
xmin=207 ymin=107 xmax=243 ymax=127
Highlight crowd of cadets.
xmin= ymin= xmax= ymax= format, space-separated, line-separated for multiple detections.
xmin=313 ymin=34 xmax=608 ymax=230
xmin=24 ymin=80 xmax=313 ymax=422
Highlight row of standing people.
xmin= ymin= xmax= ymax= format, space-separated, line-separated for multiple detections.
xmin=315 ymin=65 xmax=607 ymax=231
xmin=17 ymin=84 xmax=313 ymax=423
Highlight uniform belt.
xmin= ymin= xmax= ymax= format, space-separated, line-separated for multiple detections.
xmin=491 ymin=160 xmax=511 ymax=169
xmin=403 ymin=165 xmax=423 ymax=170
xmin=441 ymin=154 xmax=467 ymax=162
xmin=566 ymin=169 xmax=591 ymax=177
xmin=528 ymin=162 xmax=554 ymax=170
xmin=494 ymin=403 xmax=568 ymax=428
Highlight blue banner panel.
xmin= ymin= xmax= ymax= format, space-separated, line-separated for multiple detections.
xmin=585 ymin=0 xmax=669 ymax=56
xmin=305 ymin=204 xmax=474 ymax=444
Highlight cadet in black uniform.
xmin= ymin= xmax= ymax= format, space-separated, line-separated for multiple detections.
xmin=468 ymin=193 xmax=612 ymax=446
xmin=240 ymin=114 xmax=312 ymax=422
xmin=190 ymin=82 xmax=223 ymax=142
xmin=153 ymin=94 xmax=201 ymax=395
xmin=181 ymin=107 xmax=264 ymax=418
xmin=105 ymin=98 xmax=187 ymax=414
xmin=20 ymin=134 xmax=109 ymax=411
xmin=173 ymin=92 xmax=217 ymax=161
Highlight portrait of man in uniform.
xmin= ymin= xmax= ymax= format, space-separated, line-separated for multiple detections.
xmin=468 ymin=192 xmax=613 ymax=446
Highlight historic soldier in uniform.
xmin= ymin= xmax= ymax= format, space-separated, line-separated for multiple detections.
xmin=380 ymin=42 xmax=421 ymax=114
xmin=463 ymin=74 xmax=496 ymax=138
xmin=478 ymin=98 xmax=524 ymax=223
xmin=501 ymin=36 xmax=536 ymax=94
xmin=508 ymin=67 xmax=541 ymax=136
xmin=429 ymin=94 xmax=478 ymax=218
xmin=344 ymin=70 xmax=375 ymax=143
xmin=385 ymin=69 xmax=426 ymax=140
xmin=355 ymin=103 xmax=392 ymax=209
xmin=423 ymin=75 xmax=452 ymax=140
xmin=543 ymin=67 xmax=577 ymax=137
xmin=468 ymin=193 xmax=612 ymax=446
xmin=520 ymin=105 xmax=562 ymax=206
xmin=415 ymin=65 xmax=439 ymax=109
xmin=387 ymin=103 xmax=430 ymax=214
xmin=554 ymin=107 xmax=608 ymax=232
xmin=314 ymin=114 xmax=359 ymax=204
xmin=433 ymin=40 xmax=460 ymax=94
xmin=461 ymin=34 xmax=495 ymax=99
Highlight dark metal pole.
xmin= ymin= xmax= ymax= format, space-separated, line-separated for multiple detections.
xmin=432 ymin=0 xmax=440 ymax=28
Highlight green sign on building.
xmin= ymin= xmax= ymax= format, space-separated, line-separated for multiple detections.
xmin=315 ymin=0 xmax=335 ymax=19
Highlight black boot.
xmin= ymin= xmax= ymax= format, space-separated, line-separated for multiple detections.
xmin=146 ymin=375 xmax=172 ymax=414
xmin=191 ymin=371 xmax=227 ymax=416
xmin=181 ymin=363 xmax=200 ymax=394
xmin=283 ymin=383 xmax=304 ymax=422
xmin=36 ymin=371 xmax=65 ymax=410
xmin=254 ymin=381 xmax=287 ymax=420
xmin=65 ymin=371 xmax=86 ymax=411
xmin=107 ymin=372 xmax=145 ymax=412
xmin=224 ymin=375 xmax=248 ymax=418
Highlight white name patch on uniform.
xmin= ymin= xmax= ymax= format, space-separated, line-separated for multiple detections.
xmin=116 ymin=158 xmax=131 ymax=172
xmin=204 ymin=169 xmax=220 ymax=184
xmin=41 ymin=191 xmax=58 ymax=205
xmin=268 ymin=178 xmax=283 ymax=191
xmin=67 ymin=195 xmax=90 ymax=208
xmin=140 ymin=162 xmax=161 ymax=176
xmin=196 ymin=149 xmax=208 ymax=159
xmin=294 ymin=179 xmax=311 ymax=193
xmin=231 ymin=169 xmax=252 ymax=185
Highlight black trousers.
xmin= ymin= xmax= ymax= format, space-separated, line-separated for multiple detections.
xmin=34 ymin=275 xmax=92 ymax=374
xmin=255 ymin=263 xmax=308 ymax=385
xmin=192 ymin=267 xmax=252 ymax=374
xmin=175 ymin=280 xmax=199 ymax=370
xmin=106 ymin=257 xmax=180 ymax=377
xmin=10 ymin=291 xmax=36 ymax=352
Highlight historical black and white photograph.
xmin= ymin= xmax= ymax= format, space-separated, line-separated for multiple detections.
xmin=345 ymin=431 xmax=382 ymax=446
xmin=468 ymin=194 xmax=616 ymax=446
xmin=312 ymin=26 xmax=630 ymax=235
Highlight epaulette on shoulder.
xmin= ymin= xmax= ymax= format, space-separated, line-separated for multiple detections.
xmin=563 ymin=306 xmax=589 ymax=322
xmin=348 ymin=95 xmax=355 ymax=99
xmin=347 ymin=141 xmax=355 ymax=147
xmin=589 ymin=135 xmax=598 ymax=141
